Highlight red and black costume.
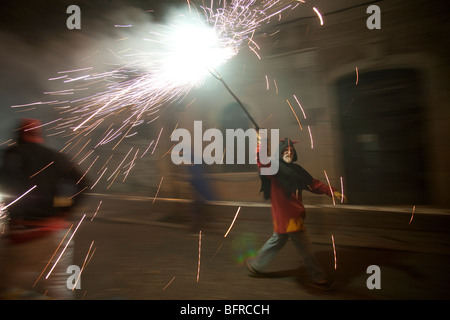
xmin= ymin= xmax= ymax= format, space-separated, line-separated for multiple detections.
xmin=258 ymin=138 xmax=335 ymax=233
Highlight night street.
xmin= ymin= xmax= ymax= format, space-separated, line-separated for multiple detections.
xmin=0 ymin=2 xmax=449 ymax=315
xmin=69 ymin=194 xmax=450 ymax=300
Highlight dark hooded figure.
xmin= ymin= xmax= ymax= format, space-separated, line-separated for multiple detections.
xmin=247 ymin=136 xmax=346 ymax=290
xmin=0 ymin=118 xmax=88 ymax=299
xmin=0 ymin=118 xmax=87 ymax=224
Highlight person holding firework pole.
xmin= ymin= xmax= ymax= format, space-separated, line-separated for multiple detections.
xmin=246 ymin=131 xmax=346 ymax=291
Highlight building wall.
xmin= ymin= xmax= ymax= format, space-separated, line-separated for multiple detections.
xmin=304 ymin=0 xmax=450 ymax=207
xmin=123 ymin=0 xmax=449 ymax=207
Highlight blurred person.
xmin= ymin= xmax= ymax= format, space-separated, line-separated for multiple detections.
xmin=187 ymin=161 xmax=215 ymax=234
xmin=0 ymin=118 xmax=88 ymax=299
xmin=246 ymin=135 xmax=346 ymax=291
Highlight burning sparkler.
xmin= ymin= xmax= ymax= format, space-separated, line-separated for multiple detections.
xmin=11 ymin=1 xmax=308 ymax=189
xmin=54 ymin=0 xmax=299 ymax=132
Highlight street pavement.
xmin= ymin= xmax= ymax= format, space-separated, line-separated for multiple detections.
xmin=68 ymin=193 xmax=450 ymax=301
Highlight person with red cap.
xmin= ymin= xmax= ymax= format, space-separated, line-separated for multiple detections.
xmin=0 ymin=118 xmax=88 ymax=299
xmin=247 ymin=135 xmax=346 ymax=291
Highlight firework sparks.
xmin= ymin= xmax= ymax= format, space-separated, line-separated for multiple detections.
xmin=123 ymin=149 xmax=139 ymax=182
xmin=323 ymin=170 xmax=335 ymax=205
xmin=409 ymin=205 xmax=415 ymax=225
xmin=64 ymin=1 xmax=295 ymax=134
xmin=162 ymin=276 xmax=176 ymax=290
xmin=293 ymin=94 xmax=306 ymax=119
xmin=211 ymin=242 xmax=223 ymax=261
xmin=312 ymin=7 xmax=324 ymax=25
xmin=224 ymin=206 xmax=241 ymax=238
xmin=273 ymin=78 xmax=279 ymax=95
xmin=73 ymin=240 xmax=96 ymax=291
xmin=152 ymin=176 xmax=164 ymax=204
xmin=29 ymin=162 xmax=54 ymax=178
xmin=107 ymin=147 xmax=133 ymax=182
xmin=197 ymin=230 xmax=202 ymax=282
xmin=91 ymin=200 xmax=103 ymax=221
xmin=69 ymin=186 xmax=88 ymax=200
xmin=307 ymin=125 xmax=313 ymax=149
xmin=77 ymin=156 xmax=98 ymax=185
xmin=46 ymin=214 xmax=86 ymax=279
xmin=0 ymin=139 xmax=12 ymax=147
xmin=107 ymin=170 xmax=120 ymax=190
xmin=91 ymin=167 xmax=107 ymax=190
xmin=152 ymin=127 xmax=164 ymax=155
xmin=1 ymin=185 xmax=37 ymax=211
xmin=13 ymin=1 xmax=308 ymax=190
xmin=331 ymin=234 xmax=337 ymax=270
xmin=286 ymin=99 xmax=303 ymax=131
xmin=140 ymin=140 xmax=155 ymax=158
xmin=212 ymin=206 xmax=243 ymax=260
xmin=33 ymin=225 xmax=73 ymax=287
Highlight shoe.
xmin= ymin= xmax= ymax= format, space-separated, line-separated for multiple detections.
xmin=246 ymin=259 xmax=265 ymax=277
xmin=304 ymin=279 xmax=335 ymax=291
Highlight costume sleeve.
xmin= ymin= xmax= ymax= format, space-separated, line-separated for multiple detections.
xmin=308 ymin=178 xmax=336 ymax=197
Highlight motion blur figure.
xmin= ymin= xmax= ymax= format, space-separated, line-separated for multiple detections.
xmin=0 ymin=118 xmax=87 ymax=299
xmin=247 ymin=135 xmax=346 ymax=291
xmin=187 ymin=161 xmax=215 ymax=233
